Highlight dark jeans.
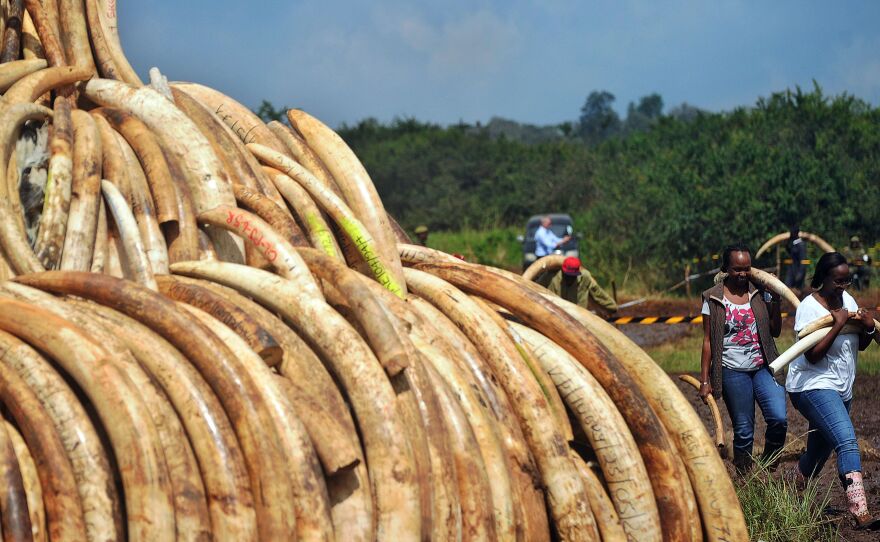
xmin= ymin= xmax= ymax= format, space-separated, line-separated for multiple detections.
xmin=721 ymin=366 xmax=788 ymax=459
xmin=789 ymin=389 xmax=860 ymax=478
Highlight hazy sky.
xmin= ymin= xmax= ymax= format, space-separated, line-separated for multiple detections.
xmin=118 ymin=1 xmax=880 ymax=129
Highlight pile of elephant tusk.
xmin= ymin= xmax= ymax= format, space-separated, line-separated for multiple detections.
xmin=0 ymin=2 xmax=749 ymax=541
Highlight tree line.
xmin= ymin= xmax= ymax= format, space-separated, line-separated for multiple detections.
xmin=258 ymin=85 xmax=880 ymax=281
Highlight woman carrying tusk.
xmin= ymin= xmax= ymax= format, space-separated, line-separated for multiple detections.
xmin=700 ymin=243 xmax=787 ymax=474
xmin=785 ymin=251 xmax=880 ymax=531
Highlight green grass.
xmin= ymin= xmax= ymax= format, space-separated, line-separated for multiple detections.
xmin=736 ymin=457 xmax=839 ymax=541
xmin=645 ymin=327 xmax=880 ymax=375
xmin=428 ymin=226 xmax=522 ymax=270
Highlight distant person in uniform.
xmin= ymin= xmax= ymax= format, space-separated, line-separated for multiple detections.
xmin=534 ymin=216 xmax=571 ymax=257
xmin=536 ymin=256 xmax=618 ymax=316
xmin=414 ymin=225 xmax=429 ymax=246
xmin=842 ymin=236 xmax=871 ymax=291
xmin=785 ymin=225 xmax=807 ymax=290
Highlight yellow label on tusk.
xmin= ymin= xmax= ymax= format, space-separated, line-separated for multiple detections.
xmin=340 ymin=217 xmax=404 ymax=298
xmin=305 ymin=213 xmax=338 ymax=258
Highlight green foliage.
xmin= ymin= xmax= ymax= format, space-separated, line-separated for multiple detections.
xmin=427 ymin=226 xmax=521 ymax=269
xmin=736 ymin=461 xmax=838 ymax=542
xmin=255 ymin=100 xmax=289 ymax=125
xmin=578 ymin=90 xmax=621 ymax=144
xmin=336 ymin=85 xmax=880 ymax=289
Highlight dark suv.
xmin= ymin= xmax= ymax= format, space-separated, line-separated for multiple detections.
xmin=518 ymin=213 xmax=579 ymax=270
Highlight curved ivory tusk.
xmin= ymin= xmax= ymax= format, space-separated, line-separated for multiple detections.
xmin=298 ymin=247 xmax=411 ymax=376
xmin=405 ymin=314 xmax=515 ymax=539
xmin=748 ymin=267 xmax=800 ymax=308
xmin=169 ymin=86 xmax=292 ymax=214
xmin=249 ymin=143 xmax=406 ymax=297
xmin=169 ymin=260 xmax=421 ymax=541
xmin=0 ymin=332 xmax=94 ymax=541
xmin=91 ymin=0 xmax=141 ymax=85
xmin=288 ymin=109 xmax=407 ymax=294
xmin=0 ymin=58 xmax=47 ymax=91
xmin=57 ymin=0 xmax=97 ymax=73
xmin=60 ymin=109 xmax=102 ymax=272
xmin=0 ymin=296 xmax=175 ymax=541
xmin=13 ymin=271 xmax=300 ymax=540
xmin=771 ymin=323 xmax=863 ymax=374
xmin=180 ymin=303 xmax=334 ymax=542
xmin=471 ymin=296 xmax=574 ymax=441
xmin=101 ymin=180 xmax=157 ymax=289
xmin=72 ymin=298 xmax=259 ymax=542
xmin=0 ymin=285 xmax=122 ymax=542
xmin=476 ymin=257 xmax=751 ymax=541
xmin=514 ymin=322 xmax=663 ymax=541
xmin=34 ymin=293 xmax=212 ymax=541
xmin=4 ymin=420 xmax=47 ymax=542
xmin=111 ymin=127 xmax=169 ymax=273
xmin=0 ymin=102 xmax=52 ymax=275
xmin=0 ymin=0 xmax=24 ymax=63
xmin=755 ymin=231 xmax=835 ymax=259
xmin=34 ymin=97 xmax=73 ymax=269
xmin=522 ymin=254 xmax=568 ymax=281
xmin=171 ymin=275 xmax=372 ymax=542
xmin=406 ymin=294 xmax=551 ymax=540
xmin=90 ymin=197 xmax=108 ymax=272
xmin=83 ymin=0 xmax=121 ymax=80
xmin=155 ymin=275 xmax=282 ymax=366
xmin=197 ymin=205 xmax=323 ymax=300
xmin=170 ymin=82 xmax=288 ymax=152
xmin=400 ymin=248 xmax=700 ymax=541
xmin=571 ymin=454 xmax=628 ymax=542
xmin=264 ymin=165 xmax=344 ymax=259
xmin=0 ymin=372 xmax=86 ymax=542
xmin=232 ymin=183 xmax=308 ymax=247
xmin=403 ymin=266 xmax=598 ymax=541
xmin=268 ymin=120 xmax=345 ymax=196
xmin=678 ymin=374 xmax=725 ymax=451
xmin=0 ymin=407 xmax=35 ymax=542
xmin=797 ymin=312 xmax=859 ymax=338
xmin=21 ymin=9 xmax=45 ymax=61
xmin=3 ymin=65 xmax=93 ymax=104
xmin=82 ymin=78 xmax=244 ymax=263
xmin=92 ymin=107 xmax=178 ymax=224
xmin=23 ymin=0 xmax=67 ymax=68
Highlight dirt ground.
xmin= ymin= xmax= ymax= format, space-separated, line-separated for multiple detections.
xmin=671 ymin=374 xmax=880 ymax=541
xmin=616 ymin=294 xmax=880 ymax=540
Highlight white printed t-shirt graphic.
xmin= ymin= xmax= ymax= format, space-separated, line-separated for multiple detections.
xmin=702 ymin=297 xmax=764 ymax=370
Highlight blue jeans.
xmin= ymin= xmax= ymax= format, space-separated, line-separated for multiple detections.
xmin=721 ymin=366 xmax=788 ymax=459
xmin=789 ymin=389 xmax=860 ymax=478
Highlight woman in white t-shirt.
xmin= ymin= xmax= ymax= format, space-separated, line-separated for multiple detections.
xmin=786 ymin=252 xmax=879 ymax=530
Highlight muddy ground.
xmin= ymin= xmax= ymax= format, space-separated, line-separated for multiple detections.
xmin=671 ymin=374 xmax=880 ymax=541
xmin=615 ymin=293 xmax=880 ymax=541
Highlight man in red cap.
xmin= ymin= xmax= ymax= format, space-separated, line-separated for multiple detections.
xmin=538 ymin=256 xmax=618 ymax=315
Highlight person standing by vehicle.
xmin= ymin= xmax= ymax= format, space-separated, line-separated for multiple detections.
xmin=786 ymin=252 xmax=880 ymax=530
xmin=537 ymin=256 xmax=618 ymax=316
xmin=700 ymin=243 xmax=786 ymax=474
xmin=534 ymin=216 xmax=570 ymax=258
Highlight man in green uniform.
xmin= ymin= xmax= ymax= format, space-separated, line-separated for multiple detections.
xmin=414 ymin=225 xmax=429 ymax=246
xmin=842 ymin=235 xmax=871 ymax=290
xmin=537 ymin=256 xmax=618 ymax=316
